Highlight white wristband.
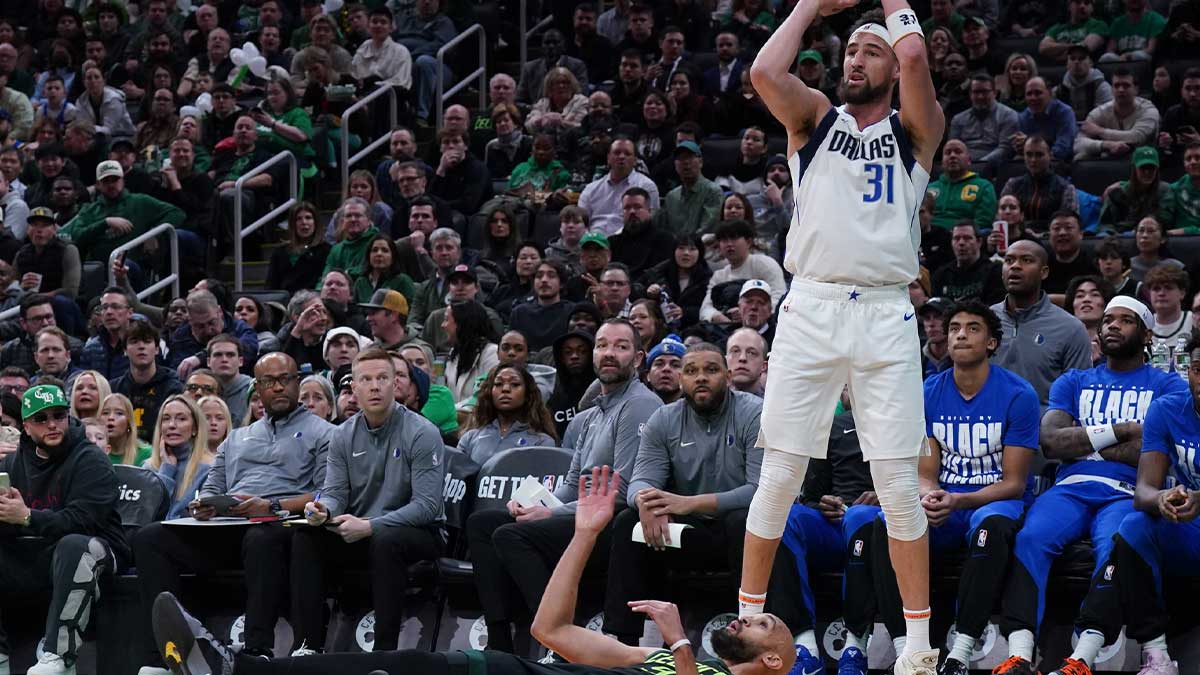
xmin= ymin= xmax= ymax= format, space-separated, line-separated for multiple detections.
xmin=1086 ymin=424 xmax=1119 ymax=452
xmin=885 ymin=9 xmax=923 ymax=47
xmin=670 ymin=639 xmax=692 ymax=652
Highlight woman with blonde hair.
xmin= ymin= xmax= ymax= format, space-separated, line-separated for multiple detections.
xmin=100 ymin=393 xmax=152 ymax=466
xmin=526 ymin=67 xmax=589 ymax=132
xmin=70 ymin=370 xmax=112 ymax=420
xmin=198 ymin=395 xmax=233 ymax=453
xmin=996 ymin=53 xmax=1037 ymax=112
xmin=146 ymin=394 xmax=212 ymax=519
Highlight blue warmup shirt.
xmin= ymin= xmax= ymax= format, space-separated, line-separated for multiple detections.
xmin=925 ymin=365 xmax=1041 ymax=489
xmin=1142 ymin=391 xmax=1200 ymax=490
xmin=1048 ymin=364 xmax=1188 ymax=484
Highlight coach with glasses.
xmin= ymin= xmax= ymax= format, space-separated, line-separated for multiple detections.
xmin=131 ymin=353 xmax=334 ymax=673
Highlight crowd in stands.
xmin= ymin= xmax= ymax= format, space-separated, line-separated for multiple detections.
xmin=2 ymin=0 xmax=1200 ymax=673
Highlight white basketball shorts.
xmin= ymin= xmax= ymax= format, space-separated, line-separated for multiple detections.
xmin=759 ymin=277 xmax=926 ymax=461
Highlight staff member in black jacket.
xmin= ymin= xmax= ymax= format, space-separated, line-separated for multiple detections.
xmin=0 ymin=384 xmax=128 ymax=675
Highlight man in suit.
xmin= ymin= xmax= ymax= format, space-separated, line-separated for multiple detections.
xmin=703 ymin=31 xmax=743 ymax=97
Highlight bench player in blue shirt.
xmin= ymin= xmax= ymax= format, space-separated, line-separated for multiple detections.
xmin=992 ymin=297 xmax=1187 ymax=675
xmin=1067 ymin=332 xmax=1200 ymax=675
xmin=857 ymin=301 xmax=1039 ymax=675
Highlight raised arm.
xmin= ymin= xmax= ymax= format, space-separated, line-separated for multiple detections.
xmin=884 ymin=0 xmax=945 ymax=169
xmin=748 ymin=0 xmax=844 ymax=151
xmin=532 ymin=466 xmax=655 ymax=668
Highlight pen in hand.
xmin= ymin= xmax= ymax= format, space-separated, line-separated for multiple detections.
xmin=305 ymin=490 xmax=322 ymax=518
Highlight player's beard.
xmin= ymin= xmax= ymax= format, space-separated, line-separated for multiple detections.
xmin=709 ymin=629 xmax=761 ymax=665
xmin=1099 ymin=330 xmax=1145 ymax=360
xmin=839 ymin=73 xmax=893 ymax=105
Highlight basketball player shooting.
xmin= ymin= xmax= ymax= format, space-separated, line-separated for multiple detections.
xmin=736 ymin=1 xmax=944 ymax=674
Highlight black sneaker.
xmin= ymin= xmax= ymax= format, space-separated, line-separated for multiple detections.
xmin=992 ymin=656 xmax=1040 ymax=675
xmin=151 ymin=592 xmax=234 ymax=675
xmin=939 ymin=657 xmax=969 ymax=675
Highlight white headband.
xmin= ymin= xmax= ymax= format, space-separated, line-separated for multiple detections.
xmin=1104 ymin=296 xmax=1155 ymax=331
xmin=849 ymin=23 xmax=894 ymax=50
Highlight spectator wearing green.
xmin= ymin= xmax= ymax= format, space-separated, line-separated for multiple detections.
xmin=507 ymin=133 xmax=570 ymax=195
xmin=60 ymin=161 xmax=185 ymax=263
xmin=921 ymin=0 xmax=966 ymax=41
xmin=925 ymin=139 xmax=997 ymax=230
xmin=398 ymin=342 xmax=459 ymax=437
xmin=661 ymin=141 xmax=723 ymax=234
xmin=1100 ymin=146 xmax=1174 ymax=232
xmin=1039 ymin=0 xmax=1108 ymax=62
xmin=321 ymin=197 xmax=380 ymax=281
xmin=1102 ymin=0 xmax=1166 ymax=62
xmin=251 ymin=77 xmax=316 ymax=169
xmin=1168 ymin=143 xmax=1200 ymax=234
xmin=352 ymin=234 xmax=417 ymax=304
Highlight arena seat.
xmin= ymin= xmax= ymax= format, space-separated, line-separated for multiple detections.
xmin=994 ymin=37 xmax=1041 ymax=63
xmin=1071 ymin=159 xmax=1131 ymax=196
xmin=700 ymin=137 xmax=742 ymax=179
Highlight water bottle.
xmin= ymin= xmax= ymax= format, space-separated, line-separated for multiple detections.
xmin=1151 ymin=341 xmax=1171 ymax=372
xmin=1176 ymin=335 xmax=1192 ymax=376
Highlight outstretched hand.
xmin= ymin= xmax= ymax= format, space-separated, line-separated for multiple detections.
xmin=575 ymin=465 xmax=619 ymax=535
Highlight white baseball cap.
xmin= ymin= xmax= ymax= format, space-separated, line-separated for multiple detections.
xmin=96 ymin=160 xmax=124 ymax=181
xmin=739 ymin=279 xmax=771 ymax=300
xmin=1104 ymin=296 xmax=1155 ymax=331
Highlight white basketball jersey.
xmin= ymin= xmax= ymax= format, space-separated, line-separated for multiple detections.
xmin=784 ymin=106 xmax=930 ymax=287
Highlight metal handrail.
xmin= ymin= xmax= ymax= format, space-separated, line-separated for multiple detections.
xmin=233 ymin=150 xmax=298 ymax=291
xmin=107 ymin=223 xmax=181 ymax=301
xmin=340 ymin=83 xmax=399 ymax=195
xmin=435 ymin=23 xmax=487 ymax=128
xmin=519 ymin=0 xmax=555 ymax=71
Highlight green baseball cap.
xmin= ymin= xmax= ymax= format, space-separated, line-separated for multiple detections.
xmin=580 ymin=231 xmax=610 ymax=249
xmin=1132 ymin=146 xmax=1159 ymax=168
xmin=797 ymin=50 xmax=823 ymax=65
xmin=22 ymin=384 xmax=68 ymax=420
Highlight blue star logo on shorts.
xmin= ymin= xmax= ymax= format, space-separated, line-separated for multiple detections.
xmin=848 ymin=290 xmax=861 ymax=301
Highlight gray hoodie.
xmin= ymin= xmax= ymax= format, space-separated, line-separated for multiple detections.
xmin=1056 ymin=68 xmax=1114 ymax=122
xmin=990 ymin=293 xmax=1093 ymax=407
xmin=627 ymin=390 xmax=763 ymax=513
xmin=552 ymin=377 xmax=662 ymax=513
xmin=201 ymin=405 xmax=333 ymax=500
xmin=320 ymin=401 xmax=446 ymax=529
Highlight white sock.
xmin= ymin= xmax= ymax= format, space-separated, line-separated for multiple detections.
xmin=843 ymin=631 xmax=865 ymax=652
xmin=795 ymin=630 xmax=818 ymax=654
xmin=902 ymin=608 xmax=931 ymax=654
xmin=738 ymin=589 xmax=766 ymax=616
xmin=1070 ymin=630 xmax=1104 ymax=668
xmin=893 ymin=636 xmax=907 ymax=657
xmin=1008 ymin=629 xmax=1035 ymax=662
xmin=948 ymin=632 xmax=976 ymax=664
xmin=1142 ymin=634 xmax=1169 ymax=657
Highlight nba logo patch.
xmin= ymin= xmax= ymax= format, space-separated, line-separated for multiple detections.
xmin=1034 ymin=333 xmax=1046 ymax=345
xmin=976 ymin=530 xmax=988 ymax=548
xmin=542 ymin=474 xmax=556 ymax=490
xmin=1104 ymin=564 xmax=1114 ymax=581
xmin=393 ymin=447 xmax=402 ymax=459
xmin=852 ymin=540 xmax=864 ymax=557
xmin=517 ymin=437 xmax=528 ymax=446
xmin=294 ymin=432 xmax=303 ymax=438
xmin=727 ymin=434 xmax=735 ymax=446
xmin=782 ymin=300 xmax=791 ymax=313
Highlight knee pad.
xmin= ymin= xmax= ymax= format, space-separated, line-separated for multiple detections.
xmin=869 ymin=457 xmax=927 ymax=542
xmin=746 ymin=449 xmax=810 ymax=539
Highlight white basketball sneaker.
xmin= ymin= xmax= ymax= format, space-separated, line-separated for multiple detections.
xmin=894 ymin=649 xmax=940 ymax=675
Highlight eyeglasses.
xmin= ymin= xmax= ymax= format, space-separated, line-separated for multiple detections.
xmin=29 ymin=409 xmax=68 ymax=425
xmin=257 ymin=374 xmax=299 ymax=389
xmin=185 ymin=383 xmax=217 ymax=394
